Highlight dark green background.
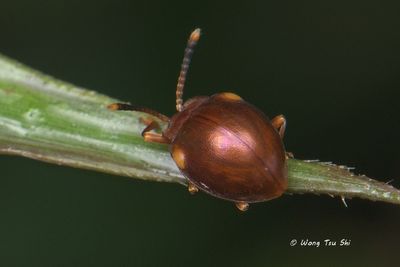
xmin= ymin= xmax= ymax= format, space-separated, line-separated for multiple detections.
xmin=1 ymin=0 xmax=400 ymax=266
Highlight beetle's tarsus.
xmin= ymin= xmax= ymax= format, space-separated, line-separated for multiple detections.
xmin=140 ymin=118 xmax=170 ymax=144
xmin=141 ymin=120 xmax=161 ymax=136
xmin=235 ymin=202 xmax=249 ymax=211
xmin=143 ymin=132 xmax=170 ymax=144
xmin=285 ymin=152 xmax=294 ymax=159
xmin=188 ymin=182 xmax=199 ymax=194
xmin=271 ymin=115 xmax=287 ymax=139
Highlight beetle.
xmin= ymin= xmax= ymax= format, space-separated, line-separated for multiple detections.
xmin=108 ymin=28 xmax=288 ymax=211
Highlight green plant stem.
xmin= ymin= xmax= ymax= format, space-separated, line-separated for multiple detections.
xmin=0 ymin=53 xmax=399 ymax=205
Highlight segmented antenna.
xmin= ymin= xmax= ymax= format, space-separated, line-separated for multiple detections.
xmin=107 ymin=103 xmax=170 ymax=122
xmin=176 ymin=28 xmax=201 ymax=112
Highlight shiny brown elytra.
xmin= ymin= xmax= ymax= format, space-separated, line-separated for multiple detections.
xmin=108 ymin=28 xmax=288 ymax=211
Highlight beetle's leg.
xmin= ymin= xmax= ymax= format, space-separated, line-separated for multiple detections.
xmin=142 ymin=132 xmax=170 ymax=144
xmin=271 ymin=115 xmax=293 ymax=159
xmin=108 ymin=103 xmax=170 ymax=144
xmin=285 ymin=152 xmax=294 ymax=159
xmin=187 ymin=181 xmax=199 ymax=194
xmin=271 ymin=115 xmax=286 ymax=139
xmin=140 ymin=119 xmax=159 ymax=135
xmin=235 ymin=202 xmax=249 ymax=212
xmin=139 ymin=117 xmax=161 ymax=132
xmin=140 ymin=120 xmax=170 ymax=144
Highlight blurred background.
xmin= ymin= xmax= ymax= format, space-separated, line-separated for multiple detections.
xmin=1 ymin=0 xmax=400 ymax=266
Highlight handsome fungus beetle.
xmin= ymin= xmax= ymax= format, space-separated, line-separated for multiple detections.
xmin=108 ymin=29 xmax=288 ymax=211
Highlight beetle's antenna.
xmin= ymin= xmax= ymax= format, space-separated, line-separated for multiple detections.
xmin=107 ymin=103 xmax=170 ymax=122
xmin=176 ymin=28 xmax=201 ymax=112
